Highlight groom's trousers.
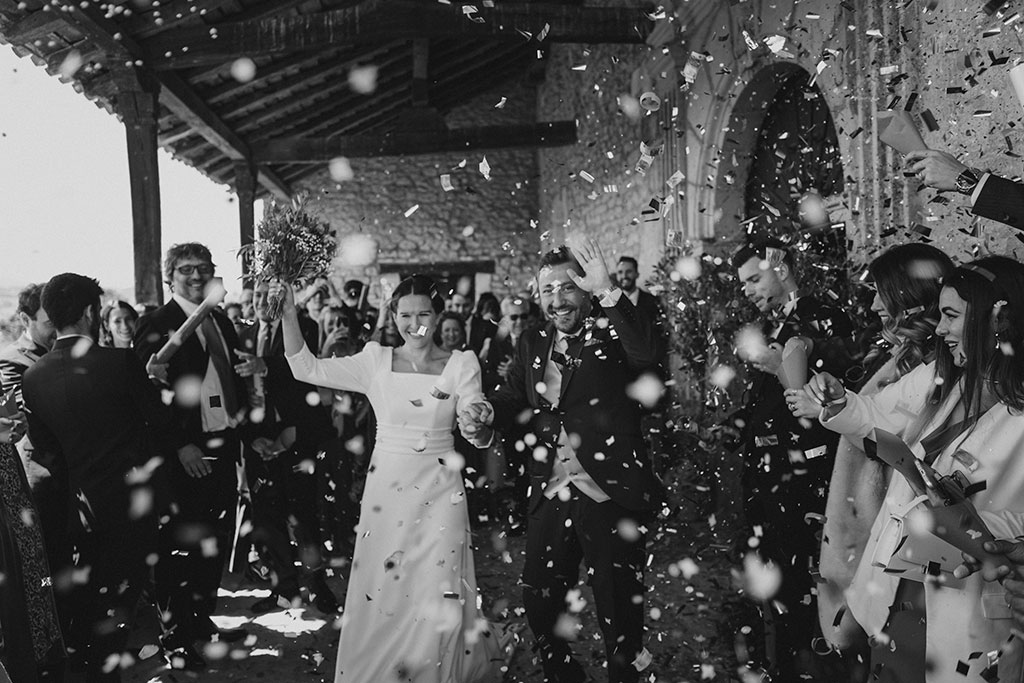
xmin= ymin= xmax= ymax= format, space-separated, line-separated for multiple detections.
xmin=522 ymin=485 xmax=647 ymax=683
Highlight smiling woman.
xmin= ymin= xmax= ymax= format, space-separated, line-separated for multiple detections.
xmin=795 ymin=255 xmax=1024 ymax=682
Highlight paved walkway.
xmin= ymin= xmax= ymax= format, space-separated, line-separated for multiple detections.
xmin=120 ymin=511 xmax=738 ymax=682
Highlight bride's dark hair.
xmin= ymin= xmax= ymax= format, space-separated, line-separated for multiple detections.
xmin=389 ymin=274 xmax=445 ymax=315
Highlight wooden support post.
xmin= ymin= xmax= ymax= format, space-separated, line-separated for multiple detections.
xmin=235 ymin=159 xmax=258 ymax=286
xmin=113 ymin=68 xmax=163 ymax=306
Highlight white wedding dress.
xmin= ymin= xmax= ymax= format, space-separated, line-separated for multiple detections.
xmin=286 ymin=341 xmax=511 ymax=683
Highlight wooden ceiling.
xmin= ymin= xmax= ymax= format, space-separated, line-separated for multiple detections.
xmin=0 ymin=0 xmax=652 ymax=199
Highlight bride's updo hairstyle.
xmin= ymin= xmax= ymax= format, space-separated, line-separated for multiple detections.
xmin=389 ymin=274 xmax=445 ymax=315
xmin=935 ymin=255 xmax=1024 ymax=418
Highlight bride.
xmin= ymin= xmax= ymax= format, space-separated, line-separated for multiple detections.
xmin=271 ymin=275 xmax=512 ymax=683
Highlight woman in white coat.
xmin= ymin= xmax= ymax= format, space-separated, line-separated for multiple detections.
xmin=788 ymin=255 xmax=1024 ymax=683
xmin=810 ymin=244 xmax=952 ymax=659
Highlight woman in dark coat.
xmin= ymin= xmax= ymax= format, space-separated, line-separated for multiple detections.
xmin=0 ymin=413 xmax=64 ymax=681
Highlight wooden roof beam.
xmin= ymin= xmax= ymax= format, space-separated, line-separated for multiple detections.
xmin=146 ymin=2 xmax=652 ymax=69
xmin=3 ymin=9 xmax=67 ymax=44
xmin=253 ymin=121 xmax=578 ymax=161
xmin=49 ymin=0 xmax=291 ymax=200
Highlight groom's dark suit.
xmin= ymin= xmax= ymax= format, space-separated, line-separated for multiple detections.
xmin=134 ymin=300 xmax=248 ymax=647
xmin=23 ymin=336 xmax=183 ymax=680
xmin=487 ymin=293 xmax=664 ymax=683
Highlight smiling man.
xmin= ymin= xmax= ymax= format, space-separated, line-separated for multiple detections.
xmin=731 ymin=238 xmax=857 ymax=681
xmin=460 ymin=238 xmax=664 ymax=683
xmin=133 ymin=242 xmax=249 ymax=669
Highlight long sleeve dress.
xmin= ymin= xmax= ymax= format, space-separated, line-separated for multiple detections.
xmin=287 ymin=342 xmax=511 ymax=683
xmin=823 ymin=361 xmax=1024 ymax=682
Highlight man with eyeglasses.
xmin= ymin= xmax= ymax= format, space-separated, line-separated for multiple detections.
xmin=134 ymin=243 xmax=249 ymax=670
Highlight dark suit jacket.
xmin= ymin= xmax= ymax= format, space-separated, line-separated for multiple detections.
xmin=22 ymin=337 xmax=185 ymax=517
xmin=481 ymin=333 xmax=518 ymax=395
xmin=134 ymin=300 xmax=248 ymax=441
xmin=973 ymin=174 xmax=1024 ymax=232
xmin=237 ymin=318 xmax=332 ymax=452
xmin=741 ymin=295 xmax=856 ymax=518
xmin=487 ymin=295 xmax=665 ymax=513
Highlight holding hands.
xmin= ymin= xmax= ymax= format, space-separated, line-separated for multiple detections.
xmin=458 ymin=401 xmax=494 ymax=444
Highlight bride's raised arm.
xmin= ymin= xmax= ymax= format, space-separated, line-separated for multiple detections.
xmin=272 ymin=279 xmax=376 ymax=394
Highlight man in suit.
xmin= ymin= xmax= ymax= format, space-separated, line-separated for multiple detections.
xmin=732 ymin=239 xmax=856 ymax=681
xmin=22 ymin=273 xmax=184 ymax=682
xmin=906 ymin=148 xmax=1024 ymax=231
xmin=460 ymin=239 xmax=664 ymax=683
xmin=235 ymin=280 xmax=338 ymax=614
xmin=481 ymin=295 xmax=533 ymax=534
xmin=133 ymin=243 xmax=248 ymax=668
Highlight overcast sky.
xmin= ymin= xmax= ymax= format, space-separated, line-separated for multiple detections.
xmin=0 ymin=47 xmax=251 ymax=300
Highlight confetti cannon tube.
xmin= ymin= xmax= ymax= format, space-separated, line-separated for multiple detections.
xmin=152 ymin=278 xmax=228 ymax=364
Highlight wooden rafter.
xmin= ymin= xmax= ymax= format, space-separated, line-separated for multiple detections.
xmin=254 ymin=120 xmax=577 ymax=161
xmin=46 ymin=0 xmax=291 ymax=199
xmin=146 ymin=2 xmax=651 ymax=69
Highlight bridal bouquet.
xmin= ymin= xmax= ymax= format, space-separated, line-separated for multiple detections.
xmin=241 ymin=194 xmax=337 ymax=319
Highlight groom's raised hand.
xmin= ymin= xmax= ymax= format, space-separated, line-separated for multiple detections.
xmin=566 ymin=236 xmax=613 ymax=294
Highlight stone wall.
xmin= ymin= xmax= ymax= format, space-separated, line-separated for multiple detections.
xmin=537 ymin=0 xmax=1024 ymax=275
xmin=536 ymin=42 xmax=669 ymax=284
xmin=295 ymin=77 xmax=542 ymax=305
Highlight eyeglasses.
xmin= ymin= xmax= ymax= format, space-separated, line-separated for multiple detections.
xmin=507 ymin=314 xmax=528 ymax=320
xmin=175 ymin=264 xmax=215 ymax=276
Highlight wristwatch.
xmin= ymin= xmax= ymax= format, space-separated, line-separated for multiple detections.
xmin=955 ymin=167 xmax=982 ymax=195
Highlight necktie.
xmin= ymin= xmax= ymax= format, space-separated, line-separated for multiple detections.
xmin=200 ymin=315 xmax=239 ymax=418
xmin=254 ymin=323 xmax=271 ymax=403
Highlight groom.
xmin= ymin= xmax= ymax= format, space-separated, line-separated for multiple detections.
xmin=460 ymin=238 xmax=664 ymax=683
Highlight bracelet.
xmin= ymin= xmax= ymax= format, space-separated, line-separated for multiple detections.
xmin=822 ymin=394 xmax=847 ymax=409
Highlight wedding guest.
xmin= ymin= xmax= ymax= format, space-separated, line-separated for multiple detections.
xmin=615 ymin=256 xmax=663 ymax=328
xmin=272 ymin=274 xmax=514 ymax=682
xmin=319 ymin=305 xmax=360 ymax=358
xmin=224 ymin=302 xmax=245 ymax=335
xmin=787 ymin=243 xmax=953 ymax=662
xmin=239 ymin=286 xmax=255 ymax=321
xmin=235 ymin=281 xmax=337 ymax=615
xmin=481 ymin=295 xmax=533 ymax=534
xmin=460 ymin=239 xmax=664 ymax=683
xmin=339 ymin=280 xmax=377 ymax=340
xmin=906 ymin=148 xmax=1024 ymax=231
xmin=0 ymin=410 xmax=63 ymax=682
xmin=467 ymin=292 xmax=500 ymax=356
xmin=796 ymin=255 xmax=1024 ymax=682
xmin=435 ymin=311 xmax=468 ymax=352
xmin=732 ymin=238 xmax=856 ymax=681
xmin=133 ymin=243 xmax=249 ymax=669
xmin=99 ymin=300 xmax=138 ymax=349
xmin=0 ymin=283 xmax=64 ymax=585
xmin=445 ymin=290 xmax=473 ymax=319
xmin=0 ymin=284 xmax=56 ymax=408
xmin=23 ymin=273 xmax=182 ymax=682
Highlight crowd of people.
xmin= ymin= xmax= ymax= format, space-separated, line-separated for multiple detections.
xmin=5 ymin=152 xmax=1024 ymax=683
